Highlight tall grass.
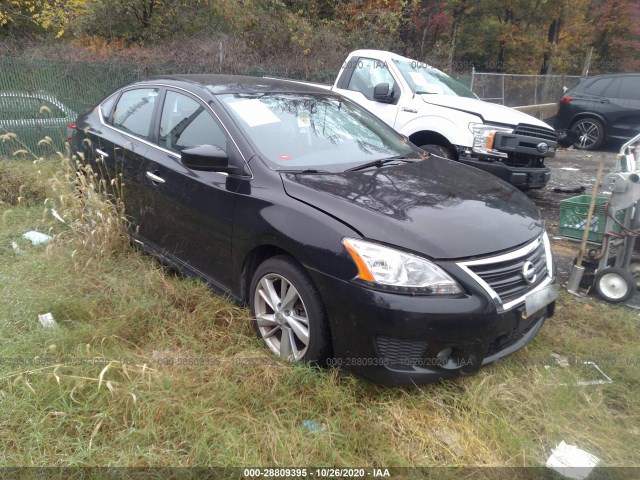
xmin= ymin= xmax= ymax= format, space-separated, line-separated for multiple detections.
xmin=0 ymin=133 xmax=638 ymax=469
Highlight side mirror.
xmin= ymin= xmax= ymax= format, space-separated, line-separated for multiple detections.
xmin=181 ymin=144 xmax=238 ymax=173
xmin=373 ymin=83 xmax=394 ymax=103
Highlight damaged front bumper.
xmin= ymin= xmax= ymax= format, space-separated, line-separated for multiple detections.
xmin=456 ymin=155 xmax=551 ymax=189
xmin=456 ymin=129 xmax=557 ymax=189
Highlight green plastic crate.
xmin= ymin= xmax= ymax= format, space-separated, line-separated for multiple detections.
xmin=558 ymin=195 xmax=624 ymax=243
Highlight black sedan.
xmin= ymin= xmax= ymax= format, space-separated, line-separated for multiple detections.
xmin=71 ymin=75 xmax=557 ymax=385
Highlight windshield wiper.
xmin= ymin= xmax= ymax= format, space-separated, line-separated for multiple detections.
xmin=278 ymin=169 xmax=331 ymax=174
xmin=345 ymin=155 xmax=417 ymax=172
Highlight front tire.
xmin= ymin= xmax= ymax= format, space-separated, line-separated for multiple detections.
xmin=571 ymin=118 xmax=605 ymax=150
xmin=250 ymin=255 xmax=331 ymax=363
xmin=420 ymin=144 xmax=455 ymax=159
xmin=594 ymin=267 xmax=636 ymax=303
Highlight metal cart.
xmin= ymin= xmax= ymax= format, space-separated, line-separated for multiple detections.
xmin=588 ymin=132 xmax=640 ymax=302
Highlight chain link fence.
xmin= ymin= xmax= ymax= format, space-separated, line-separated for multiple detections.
xmin=1 ymin=56 xmax=586 ymax=155
xmin=469 ymin=70 xmax=582 ymax=107
xmin=0 ymin=57 xmax=335 ymax=154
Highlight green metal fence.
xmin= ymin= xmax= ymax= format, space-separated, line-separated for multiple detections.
xmin=0 ymin=57 xmax=335 ymax=155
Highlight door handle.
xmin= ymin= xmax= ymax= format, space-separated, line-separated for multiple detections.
xmin=95 ymin=148 xmax=109 ymax=158
xmin=146 ymin=171 xmax=165 ymax=184
xmin=600 ymin=99 xmax=610 ymax=104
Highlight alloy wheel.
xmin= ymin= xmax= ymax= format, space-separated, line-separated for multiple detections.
xmin=254 ymin=273 xmax=310 ymax=361
xmin=574 ymin=120 xmax=601 ymax=149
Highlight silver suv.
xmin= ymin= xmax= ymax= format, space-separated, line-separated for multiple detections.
xmin=0 ymin=91 xmax=77 ymax=151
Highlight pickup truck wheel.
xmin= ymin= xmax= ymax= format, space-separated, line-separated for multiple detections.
xmin=420 ymin=144 xmax=454 ymax=159
xmin=571 ymin=118 xmax=605 ymax=150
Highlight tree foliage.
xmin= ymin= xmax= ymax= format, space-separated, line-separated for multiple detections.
xmin=1 ymin=0 xmax=639 ymax=74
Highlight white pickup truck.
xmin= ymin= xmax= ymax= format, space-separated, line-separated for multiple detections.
xmin=292 ymin=49 xmax=559 ymax=189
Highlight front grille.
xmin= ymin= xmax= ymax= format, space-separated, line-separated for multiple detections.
xmin=465 ymin=238 xmax=549 ymax=304
xmin=376 ymin=336 xmax=427 ymax=365
xmin=513 ymin=124 xmax=557 ymax=142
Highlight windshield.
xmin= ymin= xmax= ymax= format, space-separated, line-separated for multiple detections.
xmin=218 ymin=93 xmax=418 ymax=172
xmin=393 ymin=59 xmax=477 ymax=99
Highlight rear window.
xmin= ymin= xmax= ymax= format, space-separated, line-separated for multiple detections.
xmin=100 ymin=93 xmax=118 ymax=122
xmin=112 ymin=88 xmax=158 ymax=140
xmin=615 ymin=77 xmax=640 ymax=100
xmin=583 ymin=78 xmax=612 ymax=96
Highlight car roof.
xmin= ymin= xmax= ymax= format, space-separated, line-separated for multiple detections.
xmin=137 ymin=74 xmax=331 ymax=95
xmin=583 ymin=72 xmax=640 ymax=80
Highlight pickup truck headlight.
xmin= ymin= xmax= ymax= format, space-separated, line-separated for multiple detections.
xmin=342 ymin=238 xmax=463 ymax=295
xmin=469 ymin=123 xmax=512 ymax=158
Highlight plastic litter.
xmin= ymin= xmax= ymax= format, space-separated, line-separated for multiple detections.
xmin=11 ymin=241 xmax=22 ymax=253
xmin=575 ymin=361 xmax=612 ymax=386
xmin=545 ymin=359 xmax=613 ymax=386
xmin=38 ymin=312 xmax=57 ymax=328
xmin=546 ymin=440 xmax=600 ymax=480
xmin=51 ymin=208 xmax=65 ymax=224
xmin=302 ymin=420 xmax=327 ymax=433
xmin=560 ymin=167 xmax=581 ymax=172
xmin=22 ymin=231 xmax=52 ymax=245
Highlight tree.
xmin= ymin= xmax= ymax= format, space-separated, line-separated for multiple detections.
xmin=1 ymin=0 xmax=86 ymax=37
xmin=445 ymin=0 xmax=479 ymax=73
xmin=590 ymin=0 xmax=640 ymax=72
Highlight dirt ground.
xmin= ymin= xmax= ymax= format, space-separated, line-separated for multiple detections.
xmin=526 ymin=141 xmax=640 ymax=307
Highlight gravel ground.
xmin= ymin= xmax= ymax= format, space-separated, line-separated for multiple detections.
xmin=525 ymin=141 xmax=640 ymax=307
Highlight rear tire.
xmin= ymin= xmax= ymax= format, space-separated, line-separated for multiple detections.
xmin=249 ymin=255 xmax=331 ymax=363
xmin=420 ymin=144 xmax=455 ymax=159
xmin=571 ymin=117 xmax=605 ymax=150
xmin=594 ymin=267 xmax=636 ymax=303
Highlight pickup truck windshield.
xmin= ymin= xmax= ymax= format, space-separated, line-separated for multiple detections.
xmin=393 ymin=59 xmax=477 ymax=99
xmin=219 ymin=93 xmax=418 ymax=172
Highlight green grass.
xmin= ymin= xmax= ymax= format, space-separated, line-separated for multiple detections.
xmin=0 ymin=157 xmax=639 ymax=468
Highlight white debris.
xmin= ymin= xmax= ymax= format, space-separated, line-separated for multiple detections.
xmin=576 ymin=361 xmax=613 ymax=386
xmin=38 ymin=312 xmax=57 ymax=329
xmin=11 ymin=241 xmax=22 ymax=253
xmin=560 ymin=167 xmax=581 ymax=171
xmin=434 ymin=428 xmax=464 ymax=456
xmin=546 ymin=440 xmax=600 ymax=480
xmin=552 ymin=353 xmax=570 ymax=368
xmin=51 ymin=208 xmax=65 ymax=224
xmin=22 ymin=231 xmax=52 ymax=245
xmin=544 ymin=360 xmax=613 ymax=387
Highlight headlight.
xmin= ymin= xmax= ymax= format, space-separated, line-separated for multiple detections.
xmin=468 ymin=123 xmax=512 ymax=158
xmin=342 ymin=238 xmax=463 ymax=295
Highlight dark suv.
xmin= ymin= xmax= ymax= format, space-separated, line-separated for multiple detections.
xmin=555 ymin=73 xmax=640 ymax=150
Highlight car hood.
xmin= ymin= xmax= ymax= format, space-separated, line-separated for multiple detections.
xmin=420 ymin=94 xmax=552 ymax=129
xmin=280 ymin=158 xmax=543 ymax=259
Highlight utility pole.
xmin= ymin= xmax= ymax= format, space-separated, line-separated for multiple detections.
xmin=582 ymin=47 xmax=593 ymax=77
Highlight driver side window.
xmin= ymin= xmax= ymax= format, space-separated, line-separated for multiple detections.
xmin=347 ymin=58 xmax=397 ymax=101
xmin=159 ymin=90 xmax=226 ymax=154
